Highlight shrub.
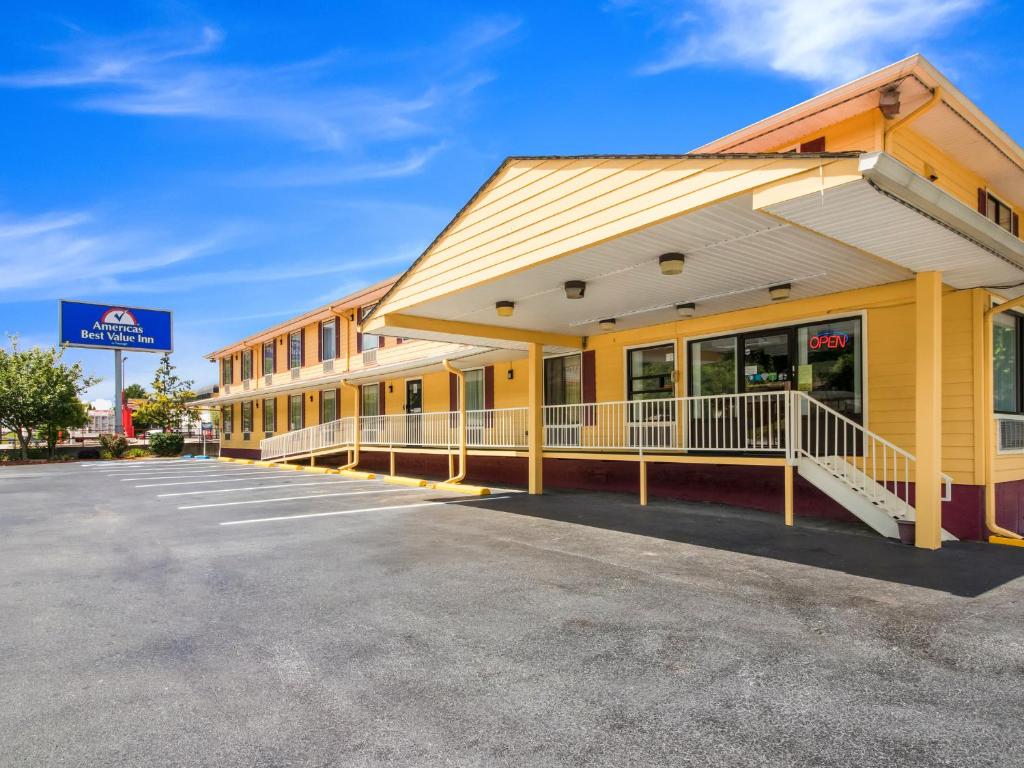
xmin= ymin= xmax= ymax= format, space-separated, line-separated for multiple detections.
xmin=78 ymin=448 xmax=100 ymax=460
xmin=150 ymin=432 xmax=184 ymax=457
xmin=98 ymin=433 xmax=129 ymax=459
xmin=124 ymin=447 xmax=152 ymax=459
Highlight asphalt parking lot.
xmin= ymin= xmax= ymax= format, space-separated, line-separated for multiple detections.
xmin=3 ymin=459 xmax=1024 ymax=767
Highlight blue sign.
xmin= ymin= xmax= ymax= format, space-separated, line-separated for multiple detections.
xmin=59 ymin=300 xmax=173 ymax=353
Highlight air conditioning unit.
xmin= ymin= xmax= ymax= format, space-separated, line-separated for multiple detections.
xmin=291 ymin=367 xmax=301 ymax=380
xmin=243 ymin=379 xmax=251 ymax=391
xmin=323 ymin=359 xmax=335 ymax=373
xmin=223 ymin=384 xmax=231 ymax=394
xmin=362 ymin=349 xmax=377 ymax=366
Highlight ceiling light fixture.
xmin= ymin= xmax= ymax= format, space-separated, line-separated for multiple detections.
xmin=564 ymin=280 xmax=586 ymax=300
xmin=659 ymin=252 xmax=685 ymax=276
xmin=769 ymin=283 xmax=792 ymax=301
xmin=598 ymin=318 xmax=616 ymax=331
xmin=676 ymin=302 xmax=696 ymax=318
xmin=495 ymin=300 xmax=515 ymax=318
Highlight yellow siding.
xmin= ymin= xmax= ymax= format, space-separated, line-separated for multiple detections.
xmin=889 ymin=129 xmax=988 ymax=212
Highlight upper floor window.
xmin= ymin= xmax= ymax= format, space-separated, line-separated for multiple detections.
xmin=241 ymin=349 xmax=253 ymax=381
xmin=984 ymin=191 xmax=1015 ymax=234
xmin=289 ymin=331 xmax=303 ymax=369
xmin=321 ymin=319 xmax=337 ymax=360
xmin=221 ymin=356 xmax=233 ymax=386
xmin=359 ymin=305 xmax=380 ymax=352
xmin=263 ymin=341 xmax=275 ymax=377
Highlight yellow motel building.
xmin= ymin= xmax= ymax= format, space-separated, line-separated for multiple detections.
xmin=206 ymin=55 xmax=1024 ymax=551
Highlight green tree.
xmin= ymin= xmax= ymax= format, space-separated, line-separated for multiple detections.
xmin=38 ymin=398 xmax=89 ymax=458
xmin=132 ymin=354 xmax=196 ymax=432
xmin=123 ymin=383 xmax=148 ymax=399
xmin=0 ymin=336 xmax=99 ymax=459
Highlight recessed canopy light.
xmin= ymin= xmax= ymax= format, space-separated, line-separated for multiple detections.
xmin=598 ymin=318 xmax=616 ymax=331
xmin=564 ymin=281 xmax=586 ymax=300
xmin=495 ymin=300 xmax=515 ymax=318
xmin=769 ymin=283 xmax=792 ymax=301
xmin=659 ymin=252 xmax=685 ymax=276
xmin=676 ymin=302 xmax=696 ymax=318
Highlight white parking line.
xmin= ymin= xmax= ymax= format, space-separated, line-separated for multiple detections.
xmin=137 ymin=476 xmax=292 ymax=488
xmin=179 ymin=487 xmax=421 ymax=510
xmin=220 ymin=495 xmax=510 ymax=526
xmin=157 ymin=478 xmax=360 ymax=497
xmin=120 ymin=471 xmax=265 ymax=481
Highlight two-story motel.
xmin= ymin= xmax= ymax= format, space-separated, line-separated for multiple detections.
xmin=206 ymin=55 xmax=1024 ymax=550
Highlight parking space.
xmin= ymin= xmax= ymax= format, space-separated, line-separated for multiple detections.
xmin=3 ymin=460 xmax=1024 ymax=767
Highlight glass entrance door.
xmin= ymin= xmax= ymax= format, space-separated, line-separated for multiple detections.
xmin=405 ymin=379 xmax=422 ymax=445
xmin=739 ymin=331 xmax=792 ymax=451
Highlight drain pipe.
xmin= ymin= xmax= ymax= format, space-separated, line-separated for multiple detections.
xmin=984 ymin=299 xmax=1024 ymax=539
xmin=442 ymin=359 xmax=467 ymax=483
xmin=340 ymin=380 xmax=361 ymax=471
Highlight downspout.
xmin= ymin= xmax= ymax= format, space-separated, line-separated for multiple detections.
xmin=340 ymin=379 xmax=360 ymax=470
xmin=883 ymin=87 xmax=942 ymax=155
xmin=984 ymin=297 xmax=1024 ymax=539
xmin=442 ymin=359 xmax=467 ymax=483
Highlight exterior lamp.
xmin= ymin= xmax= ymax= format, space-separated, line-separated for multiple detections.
xmin=676 ymin=302 xmax=696 ymax=318
xmin=564 ymin=280 xmax=586 ymax=300
xmin=598 ymin=318 xmax=616 ymax=331
xmin=659 ymin=252 xmax=685 ymax=275
xmin=769 ymin=283 xmax=792 ymax=301
xmin=879 ymin=87 xmax=901 ymax=119
xmin=495 ymin=300 xmax=515 ymax=318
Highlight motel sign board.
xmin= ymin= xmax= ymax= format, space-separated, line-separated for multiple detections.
xmin=59 ymin=300 xmax=173 ymax=353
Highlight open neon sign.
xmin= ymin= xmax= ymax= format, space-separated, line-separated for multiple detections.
xmin=808 ymin=331 xmax=849 ymax=350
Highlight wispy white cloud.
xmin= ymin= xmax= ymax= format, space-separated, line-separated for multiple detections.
xmin=617 ymin=0 xmax=983 ymax=83
xmin=0 ymin=19 xmax=516 ymax=151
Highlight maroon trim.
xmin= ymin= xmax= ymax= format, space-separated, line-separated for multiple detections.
xmin=300 ymin=329 xmax=307 ymax=367
xmin=378 ymin=382 xmax=386 ymax=415
xmin=979 ymin=187 xmax=988 ymax=215
xmin=484 ymin=366 xmax=495 ymax=410
xmin=799 ymin=136 xmax=826 ymax=153
xmin=334 ymin=319 xmax=342 ymax=359
xmin=356 ymin=330 xmax=363 ymax=353
xmin=317 ymin=322 xmax=323 ymax=363
xmin=1013 ymin=212 xmax=1020 ymax=238
xmin=449 ymin=372 xmax=458 ymax=411
xmin=582 ymin=349 xmax=597 ymax=425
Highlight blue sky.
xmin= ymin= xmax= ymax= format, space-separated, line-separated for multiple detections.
xmin=1 ymin=0 xmax=1021 ymax=401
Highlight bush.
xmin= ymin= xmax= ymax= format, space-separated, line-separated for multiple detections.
xmin=124 ymin=447 xmax=152 ymax=459
xmin=98 ymin=434 xmax=129 ymax=459
xmin=150 ymin=432 xmax=184 ymax=457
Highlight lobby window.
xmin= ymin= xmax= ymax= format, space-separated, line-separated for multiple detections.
xmin=241 ymin=349 xmax=253 ymax=381
xmin=263 ymin=341 xmax=275 ymax=377
xmin=322 ymin=389 xmax=338 ymax=422
xmin=263 ymin=398 xmax=276 ymax=433
xmin=289 ymin=331 xmax=303 ymax=369
xmin=994 ymin=312 xmax=1021 ymax=413
xmin=221 ymin=357 xmax=233 ymax=386
xmin=984 ymin=191 xmax=1014 ymax=234
xmin=289 ymin=394 xmax=303 ymax=431
xmin=241 ymin=401 xmax=253 ymax=435
xmin=321 ymin=319 xmax=338 ymax=360
xmin=627 ymin=344 xmax=675 ymax=401
xmin=690 ymin=338 xmax=737 ymax=396
xmin=359 ymin=305 xmax=380 ymax=351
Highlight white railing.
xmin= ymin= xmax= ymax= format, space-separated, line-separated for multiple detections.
xmin=260 ymin=417 xmax=355 ymax=461
xmin=996 ymin=414 xmax=1024 ymax=454
xmin=358 ymin=408 xmax=529 ymax=449
xmin=542 ymin=392 xmax=788 ymax=452
xmin=791 ymin=391 xmax=952 ymax=514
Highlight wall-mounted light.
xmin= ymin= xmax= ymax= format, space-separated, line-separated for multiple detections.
xmin=388 ymin=383 xmax=393 ymax=393
xmin=495 ymin=300 xmax=515 ymax=318
xmin=564 ymin=280 xmax=586 ymax=300
xmin=768 ymin=283 xmax=792 ymax=301
xmin=879 ymin=86 xmax=901 ymax=119
xmin=659 ymin=252 xmax=685 ymax=276
xmin=507 ymin=368 xmax=514 ymax=381
xmin=676 ymin=302 xmax=696 ymax=318
xmin=598 ymin=318 xmax=616 ymax=331
xmin=309 ymin=394 xmax=314 ymax=402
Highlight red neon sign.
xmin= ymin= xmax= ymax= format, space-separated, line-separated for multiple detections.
xmin=808 ymin=331 xmax=849 ymax=351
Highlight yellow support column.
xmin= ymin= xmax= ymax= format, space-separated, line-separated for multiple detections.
xmin=639 ymin=458 xmax=648 ymax=506
xmin=528 ymin=341 xmax=544 ymax=495
xmin=915 ymin=271 xmax=943 ymax=550
xmin=784 ymin=465 xmax=794 ymax=526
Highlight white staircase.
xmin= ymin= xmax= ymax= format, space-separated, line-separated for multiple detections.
xmin=790 ymin=391 xmax=956 ymax=541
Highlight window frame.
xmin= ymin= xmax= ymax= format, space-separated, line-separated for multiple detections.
xmin=321 ymin=319 xmax=338 ymax=360
xmin=288 ymin=331 xmax=303 ymax=370
xmin=263 ymin=397 xmax=276 ymax=433
xmin=288 ymin=394 xmax=304 ymax=431
xmin=359 ymin=305 xmax=380 ymax=352
xmin=263 ymin=341 xmax=275 ymax=377
xmin=994 ymin=310 xmax=1024 ymax=415
xmin=241 ymin=401 xmax=253 ymax=436
xmin=221 ymin=356 xmax=233 ymax=386
xmin=241 ymin=349 xmax=253 ymax=381
xmin=626 ymin=342 xmax=677 ymax=402
xmin=985 ymin=191 xmax=1014 ymax=234
xmin=222 ymin=404 xmax=234 ymax=435
xmin=321 ymin=389 xmax=338 ymax=423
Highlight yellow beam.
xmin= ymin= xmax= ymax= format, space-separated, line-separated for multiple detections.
xmin=784 ymin=464 xmax=794 ymax=526
xmin=915 ymin=271 xmax=943 ymax=550
xmin=365 ymin=313 xmax=583 ymax=349
xmin=528 ymin=342 xmax=544 ymax=495
xmin=639 ymin=458 xmax=648 ymax=506
xmin=442 ymin=359 xmax=467 ymax=483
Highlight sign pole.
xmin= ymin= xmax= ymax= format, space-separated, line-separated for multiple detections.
xmin=114 ymin=349 xmax=123 ymax=436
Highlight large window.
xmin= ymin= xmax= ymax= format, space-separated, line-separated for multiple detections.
xmin=359 ymin=305 xmax=380 ymax=351
xmin=690 ymin=337 xmax=736 ymax=396
xmin=322 ymin=389 xmax=338 ymax=422
xmin=465 ymin=369 xmax=485 ymax=410
xmin=221 ymin=357 xmax=233 ymax=386
xmin=241 ymin=349 xmax=253 ymax=381
xmin=984 ymin=191 xmax=1014 ymax=234
xmin=995 ymin=312 xmax=1021 ymax=413
xmin=241 ymin=401 xmax=253 ymax=435
xmin=289 ymin=331 xmax=303 ymax=369
xmin=627 ymin=344 xmax=675 ymax=401
xmin=544 ymin=355 xmax=581 ymax=406
xmin=289 ymin=394 xmax=303 ymax=431
xmin=796 ymin=319 xmax=862 ymax=420
xmin=222 ymin=404 xmax=234 ymax=435
xmin=263 ymin=398 xmax=276 ymax=433
xmin=321 ymin=319 xmax=337 ymax=360
xmin=263 ymin=342 xmax=275 ymax=377
xmin=361 ymin=384 xmax=380 ymax=416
